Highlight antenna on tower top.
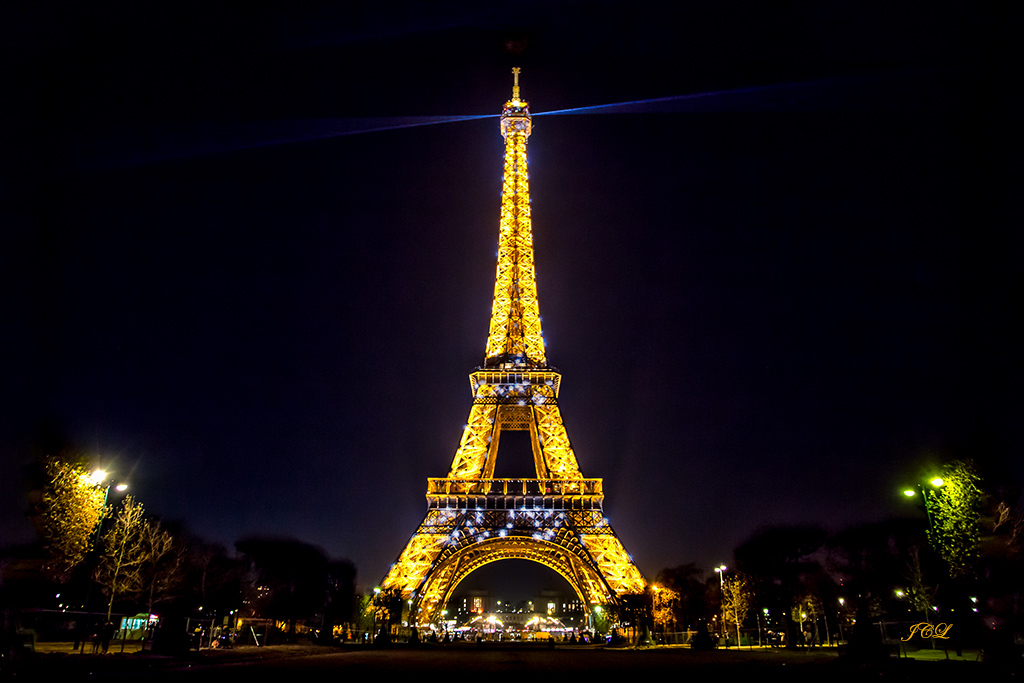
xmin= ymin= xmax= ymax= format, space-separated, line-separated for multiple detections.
xmin=511 ymin=67 xmax=521 ymax=100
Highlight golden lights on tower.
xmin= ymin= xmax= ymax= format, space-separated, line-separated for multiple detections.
xmin=379 ymin=70 xmax=645 ymax=627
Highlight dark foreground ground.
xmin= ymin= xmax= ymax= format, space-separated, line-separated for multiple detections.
xmin=7 ymin=642 xmax=1018 ymax=681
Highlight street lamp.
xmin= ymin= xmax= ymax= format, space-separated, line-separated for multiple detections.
xmin=902 ymin=477 xmax=944 ymax=528
xmin=77 ymin=468 xmax=128 ymax=652
xmin=714 ymin=565 xmax=727 ymax=645
xmin=90 ymin=470 xmax=128 ymax=500
xmin=837 ymin=598 xmax=845 ymax=643
xmin=372 ymin=588 xmax=382 ymax=641
xmin=88 ymin=469 xmax=128 ymax=544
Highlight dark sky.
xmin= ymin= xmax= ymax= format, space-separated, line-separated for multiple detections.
xmin=1 ymin=2 xmax=1018 ymax=593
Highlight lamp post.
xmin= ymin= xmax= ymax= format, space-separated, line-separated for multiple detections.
xmin=90 ymin=471 xmax=129 ymax=558
xmin=714 ymin=565 xmax=727 ymax=646
xmin=900 ymin=476 xmax=945 ymax=621
xmin=80 ymin=468 xmax=127 ymax=653
xmin=372 ymin=587 xmax=381 ymax=640
xmin=902 ymin=477 xmax=944 ymax=528
xmin=650 ymin=584 xmax=659 ymax=643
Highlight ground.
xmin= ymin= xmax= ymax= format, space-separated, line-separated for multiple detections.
xmin=10 ymin=641 xmax=1010 ymax=681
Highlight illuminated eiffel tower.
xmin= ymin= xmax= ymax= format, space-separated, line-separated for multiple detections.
xmin=380 ymin=69 xmax=646 ymax=626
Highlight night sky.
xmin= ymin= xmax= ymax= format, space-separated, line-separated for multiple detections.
xmin=2 ymin=3 xmax=1017 ymax=594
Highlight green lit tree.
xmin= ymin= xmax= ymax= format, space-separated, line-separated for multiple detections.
xmin=591 ymin=603 xmax=615 ymax=637
xmin=354 ymin=594 xmax=376 ymax=635
xmin=927 ymin=459 xmax=982 ymax=579
xmin=37 ymin=456 xmax=108 ymax=583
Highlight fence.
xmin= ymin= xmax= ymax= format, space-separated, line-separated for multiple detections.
xmin=653 ymin=627 xmax=844 ymax=649
xmin=11 ymin=609 xmax=155 ymax=653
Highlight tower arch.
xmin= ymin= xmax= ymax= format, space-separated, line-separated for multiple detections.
xmin=414 ymin=535 xmax=611 ymax=624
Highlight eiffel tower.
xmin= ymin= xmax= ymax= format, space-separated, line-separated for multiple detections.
xmin=380 ymin=69 xmax=646 ymax=626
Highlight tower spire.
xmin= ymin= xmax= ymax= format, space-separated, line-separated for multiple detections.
xmin=486 ymin=67 xmax=545 ymax=367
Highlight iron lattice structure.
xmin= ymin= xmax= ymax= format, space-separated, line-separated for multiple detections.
xmin=381 ymin=69 xmax=646 ymax=626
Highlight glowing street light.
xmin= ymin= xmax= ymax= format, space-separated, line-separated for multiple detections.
xmin=90 ymin=468 xmax=128 ymax=535
xmin=89 ymin=468 xmax=128 ymax=499
xmin=901 ymin=477 xmax=944 ymax=528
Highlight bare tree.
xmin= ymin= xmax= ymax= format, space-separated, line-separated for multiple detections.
xmin=139 ymin=520 xmax=184 ymax=614
xmin=903 ymin=545 xmax=936 ymax=620
xmin=94 ymin=496 xmax=147 ymax=620
xmin=792 ymin=594 xmax=824 ymax=646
